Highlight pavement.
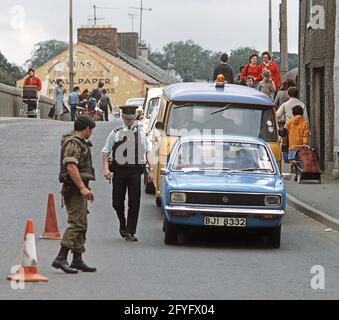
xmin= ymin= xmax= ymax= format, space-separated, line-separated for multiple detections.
xmin=282 ymin=163 xmax=339 ymax=232
xmin=1 ymin=118 xmax=339 ymax=299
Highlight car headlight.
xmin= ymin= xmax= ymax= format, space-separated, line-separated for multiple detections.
xmin=171 ymin=192 xmax=187 ymax=203
xmin=265 ymin=195 xmax=281 ymax=207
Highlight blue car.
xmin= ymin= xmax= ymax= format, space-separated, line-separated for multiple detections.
xmin=160 ymin=135 xmax=290 ymax=248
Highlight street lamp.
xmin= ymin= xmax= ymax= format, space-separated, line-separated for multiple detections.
xmin=69 ymin=0 xmax=75 ymax=92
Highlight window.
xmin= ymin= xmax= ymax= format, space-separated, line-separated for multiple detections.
xmin=166 ymin=103 xmax=277 ymax=142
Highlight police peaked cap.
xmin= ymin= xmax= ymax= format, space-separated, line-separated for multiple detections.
xmin=119 ymin=105 xmax=139 ymax=115
xmin=76 ymin=115 xmax=96 ymax=129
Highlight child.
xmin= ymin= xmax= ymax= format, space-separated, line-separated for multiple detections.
xmin=258 ymin=69 xmax=276 ymax=101
xmin=245 ymin=76 xmax=258 ymax=90
xmin=284 ymin=105 xmax=309 ymax=170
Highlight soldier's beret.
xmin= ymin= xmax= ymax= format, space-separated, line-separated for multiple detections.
xmin=76 ymin=115 xmax=96 ymax=130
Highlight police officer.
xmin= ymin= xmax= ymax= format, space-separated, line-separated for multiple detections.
xmin=102 ymin=105 xmax=152 ymax=242
xmin=52 ymin=116 xmax=97 ymax=274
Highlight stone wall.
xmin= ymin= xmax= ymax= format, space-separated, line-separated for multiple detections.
xmin=299 ymin=0 xmax=337 ymax=175
xmin=0 ymin=83 xmax=56 ymax=119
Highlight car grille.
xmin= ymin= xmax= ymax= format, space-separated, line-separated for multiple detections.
xmin=185 ymin=192 xmax=267 ymax=206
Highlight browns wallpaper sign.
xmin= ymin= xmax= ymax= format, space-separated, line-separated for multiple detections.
xmin=18 ymin=42 xmax=158 ymax=106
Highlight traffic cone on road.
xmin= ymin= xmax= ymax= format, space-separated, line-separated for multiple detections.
xmin=39 ymin=193 xmax=62 ymax=240
xmin=7 ymin=220 xmax=48 ymax=282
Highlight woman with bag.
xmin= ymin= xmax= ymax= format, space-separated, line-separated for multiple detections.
xmin=53 ymin=79 xmax=66 ymax=120
xmin=241 ymin=53 xmax=263 ymax=85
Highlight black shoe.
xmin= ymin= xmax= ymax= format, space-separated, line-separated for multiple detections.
xmin=125 ymin=233 xmax=138 ymax=242
xmin=70 ymin=261 xmax=97 ymax=273
xmin=119 ymin=229 xmax=127 ymax=238
xmin=52 ymin=259 xmax=78 ymax=274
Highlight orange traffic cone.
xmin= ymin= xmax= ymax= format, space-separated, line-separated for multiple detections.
xmin=7 ymin=220 xmax=48 ymax=282
xmin=39 ymin=193 xmax=62 ymax=240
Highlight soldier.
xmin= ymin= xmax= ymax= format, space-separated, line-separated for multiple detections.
xmin=52 ymin=116 xmax=97 ymax=274
xmin=102 ymin=105 xmax=153 ymax=242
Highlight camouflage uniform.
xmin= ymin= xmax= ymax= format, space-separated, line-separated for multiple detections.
xmin=59 ymin=131 xmax=95 ymax=253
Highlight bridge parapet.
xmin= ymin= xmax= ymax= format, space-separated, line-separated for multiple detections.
xmin=0 ymin=83 xmax=56 ymax=119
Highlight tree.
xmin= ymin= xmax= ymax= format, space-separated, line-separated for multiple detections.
xmin=149 ymin=40 xmax=221 ymax=82
xmin=25 ymin=40 xmax=68 ymax=69
xmin=0 ymin=51 xmax=25 ymax=86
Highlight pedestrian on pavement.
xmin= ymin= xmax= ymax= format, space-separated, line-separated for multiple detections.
xmin=274 ymin=79 xmax=296 ymax=163
xmin=53 ymin=79 xmax=66 ymax=120
xmin=274 ymin=79 xmax=295 ymax=110
xmin=245 ymin=76 xmax=259 ymax=90
xmin=234 ymin=65 xmax=245 ymax=85
xmin=24 ymin=68 xmax=42 ymax=117
xmin=79 ymin=89 xmax=90 ymax=108
xmin=102 ymin=106 xmax=153 ymax=242
xmin=52 ymin=116 xmax=97 ymax=274
xmin=283 ymin=105 xmax=309 ymax=166
xmin=91 ymin=82 xmax=105 ymax=102
xmin=276 ymin=87 xmax=309 ymax=124
xmin=241 ymin=53 xmax=263 ymax=84
xmin=213 ymin=53 xmax=234 ymax=84
xmin=258 ymin=69 xmax=276 ymax=101
xmin=98 ymin=89 xmax=113 ymax=121
xmin=24 ymin=68 xmax=42 ymax=91
xmin=261 ymin=51 xmax=281 ymax=91
xmin=68 ymin=86 xmax=80 ymax=121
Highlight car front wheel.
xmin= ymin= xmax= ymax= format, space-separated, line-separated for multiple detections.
xmin=266 ymin=225 xmax=281 ymax=249
xmin=164 ymin=217 xmax=178 ymax=245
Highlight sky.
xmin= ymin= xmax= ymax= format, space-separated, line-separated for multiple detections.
xmin=0 ymin=0 xmax=300 ymax=66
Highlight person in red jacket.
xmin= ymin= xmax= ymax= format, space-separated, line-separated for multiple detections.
xmin=23 ymin=68 xmax=42 ymax=117
xmin=241 ymin=53 xmax=263 ymax=84
xmin=261 ymin=51 xmax=281 ymax=90
xmin=24 ymin=68 xmax=42 ymax=91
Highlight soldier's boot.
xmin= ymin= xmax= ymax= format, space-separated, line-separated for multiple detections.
xmin=71 ymin=253 xmax=97 ymax=273
xmin=52 ymin=246 xmax=78 ymax=274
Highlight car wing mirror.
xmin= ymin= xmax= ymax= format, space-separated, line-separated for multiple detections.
xmin=155 ymin=122 xmax=164 ymax=130
xmin=160 ymin=168 xmax=170 ymax=176
xmin=281 ymin=173 xmax=291 ymax=181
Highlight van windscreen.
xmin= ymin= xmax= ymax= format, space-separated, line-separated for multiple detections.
xmin=167 ymin=103 xmax=277 ymax=142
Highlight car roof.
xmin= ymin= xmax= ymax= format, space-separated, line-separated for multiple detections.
xmin=178 ymin=134 xmax=268 ymax=146
xmin=163 ymin=82 xmax=273 ymax=106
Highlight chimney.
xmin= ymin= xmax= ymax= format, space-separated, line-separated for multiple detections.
xmin=117 ymin=32 xmax=138 ymax=59
xmin=138 ymin=42 xmax=149 ymax=60
xmin=78 ymin=25 xmax=117 ymax=55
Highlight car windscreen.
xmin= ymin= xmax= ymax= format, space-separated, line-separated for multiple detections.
xmin=172 ymin=141 xmax=274 ymax=173
xmin=127 ymin=99 xmax=145 ymax=106
xmin=166 ymin=103 xmax=277 ymax=142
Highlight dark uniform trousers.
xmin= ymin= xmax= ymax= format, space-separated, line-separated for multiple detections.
xmin=112 ymin=168 xmax=141 ymax=235
xmin=60 ymin=188 xmax=88 ymax=254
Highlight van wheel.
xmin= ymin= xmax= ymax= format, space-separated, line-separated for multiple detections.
xmin=164 ymin=218 xmax=178 ymax=245
xmin=156 ymin=197 xmax=161 ymax=208
xmin=267 ymin=225 xmax=281 ymax=249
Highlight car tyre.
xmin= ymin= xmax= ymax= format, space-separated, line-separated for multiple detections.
xmin=164 ymin=217 xmax=178 ymax=245
xmin=266 ymin=225 xmax=281 ymax=249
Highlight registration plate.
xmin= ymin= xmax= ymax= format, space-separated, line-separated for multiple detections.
xmin=204 ymin=216 xmax=247 ymax=227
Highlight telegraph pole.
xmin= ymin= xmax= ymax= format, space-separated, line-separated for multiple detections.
xmin=268 ymin=0 xmax=272 ymax=55
xmin=69 ymin=0 xmax=74 ymax=92
xmin=280 ymin=0 xmax=289 ymax=75
xmin=129 ymin=0 xmax=152 ymax=43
